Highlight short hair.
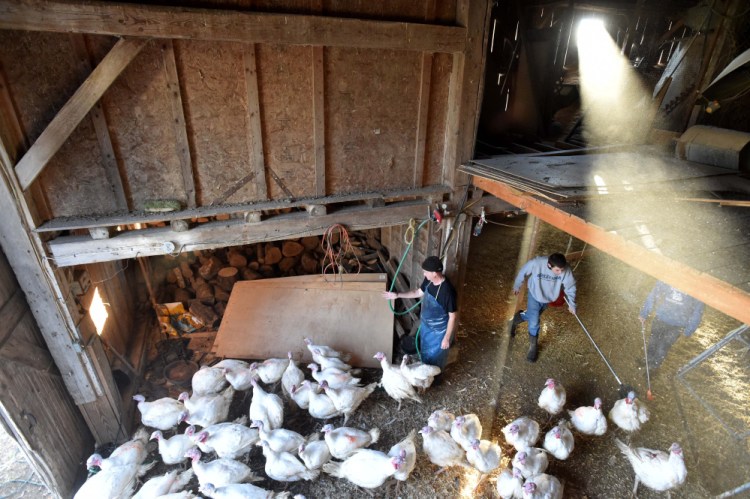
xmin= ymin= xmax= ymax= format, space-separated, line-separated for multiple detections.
xmin=548 ymin=253 xmax=567 ymax=269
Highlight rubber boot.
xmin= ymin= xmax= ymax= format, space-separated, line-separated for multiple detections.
xmin=527 ymin=334 xmax=538 ymax=362
xmin=510 ymin=310 xmax=526 ymax=337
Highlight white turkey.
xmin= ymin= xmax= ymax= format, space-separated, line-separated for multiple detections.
xmin=74 ymin=464 xmax=138 ymax=499
xmin=309 ymin=347 xmax=352 ymax=371
xmin=615 ymin=439 xmax=687 ymax=494
xmin=450 ymin=413 xmax=482 ymax=451
xmin=250 ymin=358 xmax=288 ymax=384
xmin=305 ymin=380 xmax=342 ymax=420
xmin=322 ymin=448 xmax=404 ymax=488
xmin=132 ymin=469 xmax=194 ymax=499
xmin=419 ymin=426 xmax=470 ymax=472
xmin=537 ymin=378 xmax=566 ymax=416
xmin=249 ymin=377 xmax=284 ymax=430
xmin=307 ymin=362 xmax=360 ymax=388
xmin=192 ymin=423 xmax=259 ymax=459
xmin=199 ymin=482 xmax=290 ymax=498
xmin=281 ymin=351 xmax=305 ymax=399
xmin=522 ymin=473 xmax=563 ymax=499
xmin=191 ymin=365 xmax=228 ymax=395
xmin=568 ymin=397 xmax=607 ymax=436
xmin=179 ymin=385 xmax=234 ymax=427
xmin=609 ymin=391 xmax=650 ymax=432
xmin=150 ymin=430 xmax=193 ymax=465
xmin=400 ymin=354 xmax=441 ymax=392
xmin=253 ymin=419 xmax=307 ymax=453
xmin=86 ymin=427 xmax=151 ymax=471
xmin=512 ymin=448 xmax=549 ymax=479
xmin=497 ymin=467 xmax=524 ymax=499
xmin=213 ymin=358 xmax=251 ymax=371
xmin=388 ymin=429 xmax=417 ymax=482
xmin=298 ymin=439 xmax=332 ymax=470
xmin=320 ymin=380 xmax=377 ymax=424
xmin=133 ymin=394 xmax=187 ymax=431
xmin=502 ymin=416 xmax=540 ymax=451
xmin=322 ymin=423 xmax=380 ymax=459
xmin=222 ymin=364 xmax=258 ymax=391
xmin=185 ymin=447 xmax=260 ymax=488
xmin=304 ymin=336 xmax=350 ymax=361
xmin=428 ymin=409 xmax=456 ymax=432
xmin=466 ymin=438 xmax=501 ymax=474
xmin=259 ymin=440 xmax=319 ymax=482
xmin=542 ymin=420 xmax=574 ymax=460
xmin=374 ymin=351 xmax=421 ymax=410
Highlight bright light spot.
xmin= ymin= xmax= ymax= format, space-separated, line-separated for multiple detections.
xmin=621 ymin=179 xmax=634 ymax=191
xmin=576 ymin=17 xmax=654 ymax=145
xmin=458 ymin=467 xmax=481 ymax=498
xmin=90 ymin=287 xmax=109 ymax=335
xmin=634 ymin=223 xmax=660 ymax=253
xmin=594 ymin=174 xmax=609 ymax=195
xmin=134 ymin=223 xmax=143 ymax=230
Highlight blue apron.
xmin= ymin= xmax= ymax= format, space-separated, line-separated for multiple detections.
xmin=419 ymin=285 xmax=449 ymax=369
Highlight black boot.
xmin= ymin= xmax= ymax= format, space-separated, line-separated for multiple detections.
xmin=510 ymin=310 xmax=525 ymax=337
xmin=527 ymin=334 xmax=538 ymax=362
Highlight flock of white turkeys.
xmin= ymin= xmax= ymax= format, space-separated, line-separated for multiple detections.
xmin=74 ymin=339 xmax=687 ymax=498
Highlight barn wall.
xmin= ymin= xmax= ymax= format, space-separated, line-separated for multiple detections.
xmin=0 ymin=249 xmax=92 ymax=499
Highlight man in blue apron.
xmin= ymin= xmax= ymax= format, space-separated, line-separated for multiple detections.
xmin=382 ymin=256 xmax=457 ymax=369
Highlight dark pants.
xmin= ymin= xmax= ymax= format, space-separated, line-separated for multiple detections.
xmin=647 ymin=318 xmax=683 ymax=370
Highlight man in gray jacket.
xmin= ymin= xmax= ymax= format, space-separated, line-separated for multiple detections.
xmin=511 ymin=253 xmax=577 ymax=362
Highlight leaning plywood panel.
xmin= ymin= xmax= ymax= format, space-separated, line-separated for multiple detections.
xmin=100 ymin=40 xmax=187 ymax=210
xmin=214 ymin=274 xmax=392 ymax=368
xmin=257 ymin=44 xmax=315 ymax=200
xmin=326 ymin=47 xmax=421 ymax=193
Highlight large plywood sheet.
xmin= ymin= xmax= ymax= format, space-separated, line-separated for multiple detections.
xmin=214 ymin=274 xmax=392 ymax=368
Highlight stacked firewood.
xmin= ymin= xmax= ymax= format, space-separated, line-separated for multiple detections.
xmin=159 ymin=231 xmax=383 ymax=328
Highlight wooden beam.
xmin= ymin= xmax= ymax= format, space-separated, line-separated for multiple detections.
xmin=14 ymin=37 xmax=148 ymax=191
xmin=243 ymin=44 xmax=267 ymax=201
xmin=47 ymin=201 xmax=430 ymax=266
xmin=474 ymin=176 xmax=750 ymax=325
xmin=0 ymin=0 xmax=467 ymax=53
xmin=312 ymin=46 xmax=326 ymax=197
xmin=36 ymin=184 xmax=452 ymax=233
xmin=69 ymin=34 xmax=129 ymax=211
xmin=414 ymin=53 xmax=433 ymax=188
xmin=161 ymin=40 xmax=195 ymax=208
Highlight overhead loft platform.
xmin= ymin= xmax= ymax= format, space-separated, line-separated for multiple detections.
xmin=462 ymin=148 xmax=750 ymax=326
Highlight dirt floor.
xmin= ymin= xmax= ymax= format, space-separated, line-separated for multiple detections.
xmin=8 ymin=214 xmax=749 ymax=498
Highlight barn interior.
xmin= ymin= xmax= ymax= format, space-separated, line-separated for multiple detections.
xmin=0 ymin=0 xmax=749 ymax=498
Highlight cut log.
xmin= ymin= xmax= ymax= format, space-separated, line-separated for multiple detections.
xmin=227 ymin=249 xmax=247 ymax=268
xmin=180 ymin=261 xmax=194 ymax=280
xmin=248 ymin=261 xmax=260 ymax=271
xmin=194 ymin=278 xmax=215 ymax=305
xmin=214 ymin=285 xmax=230 ymax=302
xmin=256 ymin=243 xmax=265 ymax=263
xmin=282 ymin=240 xmax=304 ymax=257
xmin=216 ymin=266 xmax=239 ymax=292
xmin=264 ymin=245 xmax=282 ymax=265
xmin=198 ymin=255 xmax=223 ymax=280
xmin=240 ymin=267 xmax=261 ymax=281
xmin=173 ymin=267 xmax=187 ymax=288
xmin=189 ymin=301 xmax=218 ymax=327
xmin=259 ymin=265 xmax=276 ymax=278
xmin=214 ymin=302 xmax=227 ymax=317
xmin=301 ymin=251 xmax=319 ymax=273
xmin=300 ymin=236 xmax=320 ymax=251
xmin=278 ymin=256 xmax=297 ymax=273
xmin=174 ymin=287 xmax=192 ymax=304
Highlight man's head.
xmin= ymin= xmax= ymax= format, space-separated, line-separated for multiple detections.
xmin=547 ymin=253 xmax=567 ymax=276
xmin=421 ymin=256 xmax=444 ymax=280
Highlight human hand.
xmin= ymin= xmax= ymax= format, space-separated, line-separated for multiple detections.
xmin=441 ymin=337 xmax=451 ymax=349
xmin=382 ymin=291 xmax=397 ymax=300
xmin=513 ymin=288 xmax=519 ymax=296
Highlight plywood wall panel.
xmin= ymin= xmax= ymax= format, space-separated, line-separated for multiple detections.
xmin=424 ymin=52 xmax=452 ymax=186
xmin=177 ymin=40 xmax=260 ymax=205
xmin=326 ymin=47 xmax=421 ymax=194
xmin=257 ymin=44 xmax=315 ymax=200
xmin=102 ymin=41 xmax=187 ymax=210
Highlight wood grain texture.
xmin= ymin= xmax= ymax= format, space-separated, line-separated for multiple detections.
xmin=312 ymin=45 xmax=326 ymax=197
xmin=214 ymin=274 xmax=391 ymax=368
xmin=243 ymin=44 xmax=268 ymax=201
xmin=14 ymin=37 xmax=147 ymax=190
xmin=0 ymin=0 xmax=467 ymax=53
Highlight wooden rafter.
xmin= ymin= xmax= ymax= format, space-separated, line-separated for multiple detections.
xmin=0 ymin=0 xmax=467 ymax=54
xmin=312 ymin=45 xmax=326 ymax=197
xmin=46 ymin=201 xmax=430 ymax=266
xmin=243 ymin=44 xmax=267 ymax=201
xmin=14 ymin=37 xmax=148 ymax=191
xmin=474 ymin=176 xmax=750 ymax=325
